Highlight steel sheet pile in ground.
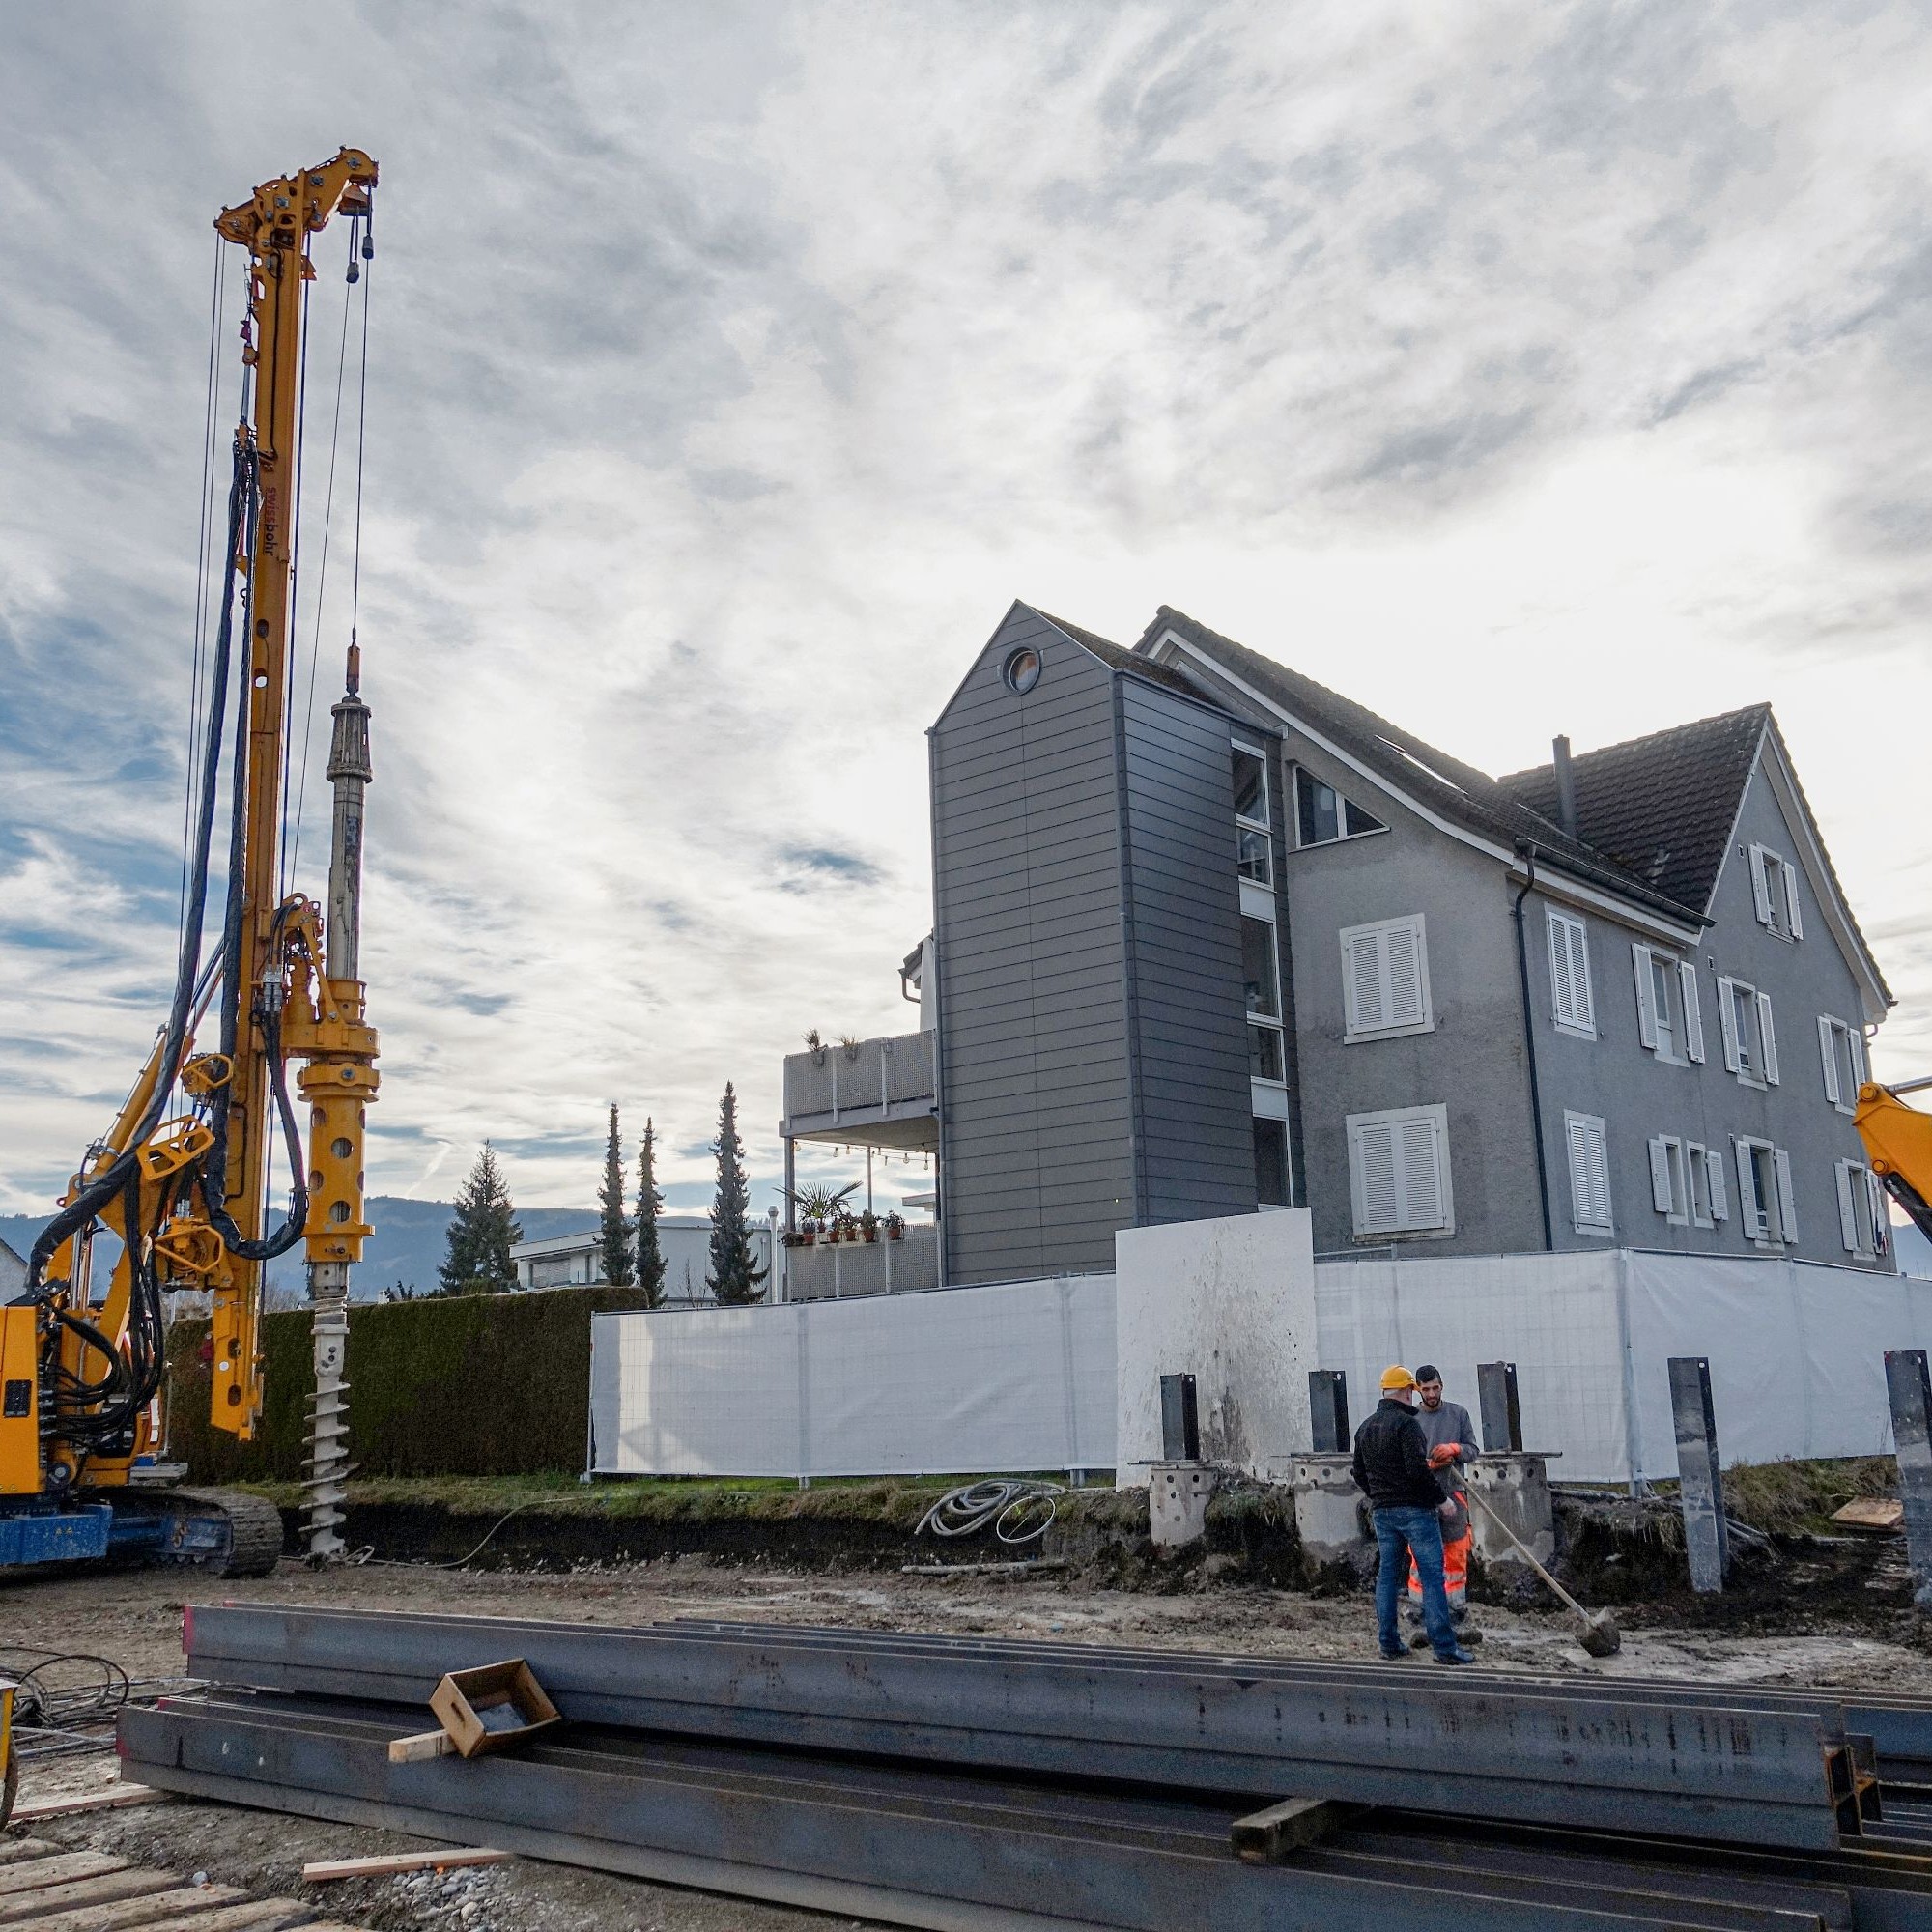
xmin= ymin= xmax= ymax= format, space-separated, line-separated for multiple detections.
xmin=109 ymin=1604 xmax=1932 ymax=1932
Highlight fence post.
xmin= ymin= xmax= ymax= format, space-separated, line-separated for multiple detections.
xmin=1159 ymin=1374 xmax=1200 ymax=1463
xmin=1886 ymin=1350 xmax=1932 ymax=1607
xmin=1667 ymin=1355 xmax=1727 ymax=1592
xmin=1308 ymin=1371 xmax=1349 ymax=1455
xmin=1476 ymin=1361 xmax=1522 ymax=1453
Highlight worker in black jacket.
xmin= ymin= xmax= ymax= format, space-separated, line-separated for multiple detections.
xmin=1351 ymin=1365 xmax=1474 ymax=1664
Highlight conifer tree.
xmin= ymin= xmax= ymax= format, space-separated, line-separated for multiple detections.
xmin=439 ymin=1142 xmax=523 ymax=1294
xmin=705 ymin=1083 xmax=767 ymax=1306
xmin=636 ymin=1118 xmax=668 ymax=1310
xmin=598 ymin=1103 xmax=636 ymax=1286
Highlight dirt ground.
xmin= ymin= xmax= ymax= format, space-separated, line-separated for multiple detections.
xmin=11 ymin=1555 xmax=1932 ymax=1931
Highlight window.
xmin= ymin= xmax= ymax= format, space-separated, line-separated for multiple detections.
xmin=1232 ymin=744 xmax=1272 ymax=886
xmin=1001 ymin=645 xmax=1042 ymax=694
xmin=1341 ymin=914 xmax=1432 ymax=1042
xmin=1243 ymin=914 xmax=1287 ymax=1085
xmin=1718 ymin=977 xmax=1779 ymax=1088
xmin=1293 ymin=765 xmax=1388 ymax=848
xmin=1749 ymin=843 xmax=1804 ymax=941
xmin=1734 ymin=1137 xmax=1797 ymax=1247
xmin=1687 ymin=1141 xmax=1715 ymax=1228
xmin=1547 ymin=910 xmax=1595 ymax=1037
xmin=1647 ymin=1135 xmax=1690 ymax=1225
xmin=1836 ymin=1160 xmax=1888 ymax=1260
xmin=1817 ymin=1016 xmax=1867 ymax=1114
xmin=1254 ymin=1117 xmax=1291 ymax=1208
xmin=1565 ymin=1111 xmax=1612 ymax=1236
xmin=1347 ymin=1104 xmax=1453 ymax=1237
xmin=1632 ymin=945 xmax=1703 ymax=1065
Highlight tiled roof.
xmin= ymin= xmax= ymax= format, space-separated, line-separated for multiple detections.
xmin=1037 ymin=609 xmax=1212 ymax=700
xmin=1497 ymin=707 xmax=1769 ymax=915
xmin=1139 ymin=606 xmax=1707 ymax=924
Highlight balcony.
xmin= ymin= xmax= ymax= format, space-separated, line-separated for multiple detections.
xmin=782 ymin=1223 xmax=940 ymax=1300
xmin=781 ymin=1029 xmax=938 ymax=1151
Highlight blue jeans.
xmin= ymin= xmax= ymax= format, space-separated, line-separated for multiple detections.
xmin=1374 ymin=1506 xmax=1457 ymax=1659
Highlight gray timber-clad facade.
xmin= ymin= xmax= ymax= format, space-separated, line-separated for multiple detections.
xmin=929 ymin=605 xmax=1264 ymax=1285
xmin=782 ymin=598 xmax=1895 ymax=1288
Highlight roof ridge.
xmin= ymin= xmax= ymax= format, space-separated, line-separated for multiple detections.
xmin=1141 ymin=604 xmax=1705 ymax=923
xmin=1497 ymin=703 xmax=1771 ymax=785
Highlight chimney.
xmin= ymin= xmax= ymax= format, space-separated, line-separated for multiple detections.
xmin=1552 ymin=735 xmax=1579 ymax=840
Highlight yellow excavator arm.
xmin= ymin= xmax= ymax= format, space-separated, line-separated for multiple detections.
xmin=1856 ymin=1079 xmax=1932 ymax=1245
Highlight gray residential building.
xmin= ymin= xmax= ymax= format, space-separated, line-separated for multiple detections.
xmin=779 ymin=602 xmax=1894 ymax=1288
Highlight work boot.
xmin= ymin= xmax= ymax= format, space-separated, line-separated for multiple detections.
xmin=1433 ymin=1645 xmax=1477 ymax=1666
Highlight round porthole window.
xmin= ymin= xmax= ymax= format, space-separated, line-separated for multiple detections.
xmin=1002 ymin=645 xmax=1042 ymax=694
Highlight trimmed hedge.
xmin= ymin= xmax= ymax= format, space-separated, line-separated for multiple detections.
xmin=165 ymin=1285 xmax=647 ymax=1481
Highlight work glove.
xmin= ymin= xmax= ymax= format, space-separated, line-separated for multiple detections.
xmin=1427 ymin=1443 xmax=1458 ymax=1470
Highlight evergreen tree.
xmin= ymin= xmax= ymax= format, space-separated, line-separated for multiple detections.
xmin=636 ymin=1118 xmax=668 ymax=1310
xmin=598 ymin=1103 xmax=636 ymax=1286
xmin=438 ymin=1142 xmax=524 ymax=1294
xmin=705 ymin=1083 xmax=767 ymax=1306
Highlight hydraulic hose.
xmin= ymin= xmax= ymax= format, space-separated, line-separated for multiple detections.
xmin=26 ymin=442 xmax=255 ymax=1295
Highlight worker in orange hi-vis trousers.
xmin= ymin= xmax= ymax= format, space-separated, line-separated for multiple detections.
xmin=1406 ymin=1365 xmax=1478 ymax=1627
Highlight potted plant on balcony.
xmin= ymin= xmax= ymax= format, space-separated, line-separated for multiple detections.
xmin=859 ymin=1208 xmax=878 ymax=1243
xmin=840 ymin=1034 xmax=862 ymax=1061
xmin=884 ymin=1211 xmax=905 ymax=1241
xmin=803 ymin=1028 xmax=827 ymax=1067
xmin=781 ymin=1180 xmax=855 ymax=1242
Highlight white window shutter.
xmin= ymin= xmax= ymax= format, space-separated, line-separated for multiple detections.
xmin=1818 ymin=1017 xmax=1841 ymax=1105
xmin=1399 ymin=1112 xmax=1444 ymax=1228
xmin=1786 ymin=867 xmax=1804 ymax=939
xmin=1567 ymin=1117 xmax=1590 ymax=1228
xmin=1851 ymin=1028 xmax=1868 ymax=1093
xmin=1386 ymin=919 xmax=1427 ymax=1029
xmin=1836 ymin=1163 xmax=1860 ymax=1252
xmin=1567 ymin=1113 xmax=1610 ymax=1234
xmin=1572 ymin=921 xmax=1594 ymax=1029
xmin=1680 ymin=965 xmax=1704 ymax=1063
xmin=1548 ymin=914 xmax=1573 ymax=1025
xmin=1717 ymin=978 xmax=1742 ymax=1073
xmin=1343 ymin=928 xmax=1379 ymax=1035
xmin=1648 ymin=1137 xmax=1674 ymax=1214
xmin=1353 ymin=1119 xmax=1399 ymax=1234
xmin=1774 ymin=1148 xmax=1798 ymax=1243
xmin=1588 ymin=1119 xmax=1611 ymax=1231
xmin=1633 ymin=945 xmax=1657 ymax=1048
xmin=1749 ymin=845 xmax=1773 ymax=925
xmin=1706 ymin=1150 xmax=1729 ymax=1223
xmin=1736 ymin=1139 xmax=1762 ymax=1239
xmin=1758 ymin=993 xmax=1779 ymax=1084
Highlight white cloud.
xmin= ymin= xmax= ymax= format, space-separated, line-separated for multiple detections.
xmin=3 ymin=0 xmax=1931 ymax=1220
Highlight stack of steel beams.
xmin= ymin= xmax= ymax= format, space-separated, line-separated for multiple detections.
xmin=116 ymin=1605 xmax=1932 ymax=1931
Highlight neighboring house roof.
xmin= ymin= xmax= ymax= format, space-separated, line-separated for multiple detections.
xmin=1036 ymin=608 xmax=1221 ymax=702
xmin=0 ymin=1236 xmax=25 ymax=1299
xmin=1140 ymin=606 xmax=1706 ymax=926
xmin=1496 ymin=707 xmax=1768 ymax=914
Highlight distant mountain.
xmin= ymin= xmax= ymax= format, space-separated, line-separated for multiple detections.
xmin=1 ymin=1197 xmax=597 ymax=1302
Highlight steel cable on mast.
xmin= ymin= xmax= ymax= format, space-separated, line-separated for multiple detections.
xmin=287 ymin=220 xmax=361 ymax=880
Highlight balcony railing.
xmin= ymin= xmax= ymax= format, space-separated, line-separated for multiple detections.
xmin=782 ymin=1223 xmax=940 ymax=1300
xmin=782 ymin=1029 xmax=937 ymax=1146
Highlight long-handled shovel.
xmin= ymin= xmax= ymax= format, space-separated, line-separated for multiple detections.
xmin=1463 ymin=1485 xmax=1621 ymax=1657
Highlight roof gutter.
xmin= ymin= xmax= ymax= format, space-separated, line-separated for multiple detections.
xmin=1512 ymin=841 xmax=1555 ymax=1252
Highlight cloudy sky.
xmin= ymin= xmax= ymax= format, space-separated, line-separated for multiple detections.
xmin=3 ymin=1 xmax=1930 ymax=1223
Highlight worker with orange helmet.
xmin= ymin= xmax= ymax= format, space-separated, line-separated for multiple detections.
xmin=1350 ymin=1365 xmax=1474 ymax=1665
xmin=1406 ymin=1365 xmax=1478 ymax=1629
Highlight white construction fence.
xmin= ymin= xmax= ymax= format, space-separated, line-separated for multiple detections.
xmin=586 ymin=1212 xmax=1932 ymax=1485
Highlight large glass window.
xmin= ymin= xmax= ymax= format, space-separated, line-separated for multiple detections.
xmin=1232 ymin=745 xmax=1271 ymax=886
xmin=1243 ymin=913 xmax=1287 ymax=1084
xmin=1293 ymin=766 xmax=1388 ymax=847
xmin=1242 ymin=916 xmax=1281 ymax=1020
xmin=1254 ymin=1117 xmax=1290 ymax=1207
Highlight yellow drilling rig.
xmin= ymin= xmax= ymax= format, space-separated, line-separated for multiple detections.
xmin=0 ymin=149 xmax=382 ymax=1599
